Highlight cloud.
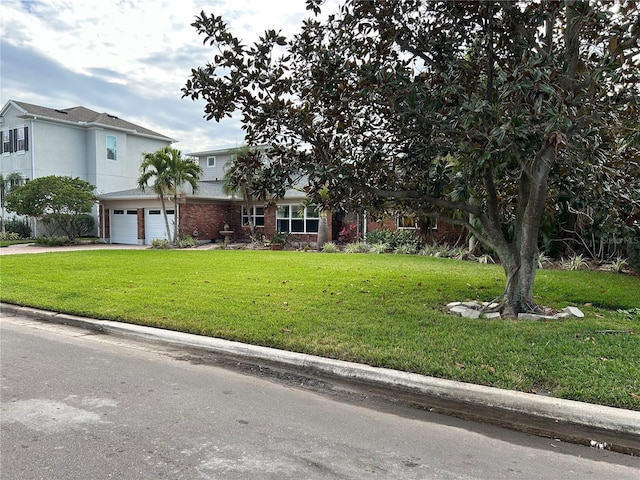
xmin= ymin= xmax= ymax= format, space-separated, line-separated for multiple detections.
xmin=1 ymin=0 xmax=341 ymax=153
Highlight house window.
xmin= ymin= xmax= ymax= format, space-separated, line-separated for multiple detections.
xmin=276 ymin=204 xmax=319 ymax=233
xmin=106 ymin=135 xmax=117 ymax=160
xmin=242 ymin=205 xmax=265 ymax=227
xmin=397 ymin=215 xmax=418 ymax=229
xmin=1 ymin=130 xmax=9 ymax=154
xmin=16 ymin=128 xmax=25 ymax=152
xmin=207 ymin=156 xmax=216 ymax=167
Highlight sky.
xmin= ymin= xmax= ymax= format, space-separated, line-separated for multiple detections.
xmin=0 ymin=0 xmax=340 ymax=154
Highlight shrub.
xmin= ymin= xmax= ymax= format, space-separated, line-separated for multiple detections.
xmin=344 ymin=241 xmax=370 ymax=253
xmin=34 ymin=236 xmax=70 ymax=246
xmin=4 ymin=217 xmax=32 ymax=238
xmin=627 ymin=230 xmax=640 ymax=274
xmin=365 ymin=229 xmax=394 ymax=246
xmin=394 ymin=244 xmax=418 ymax=255
xmin=369 ymin=243 xmax=390 ymax=254
xmin=73 ymin=214 xmax=96 ymax=237
xmin=0 ymin=232 xmax=22 ymax=241
xmin=177 ymin=235 xmax=197 ymax=248
xmin=561 ymin=253 xmax=589 ymax=271
xmin=604 ymin=256 xmax=628 ymax=273
xmin=321 ymin=242 xmax=340 ymax=253
xmin=151 ymin=238 xmax=170 ymax=249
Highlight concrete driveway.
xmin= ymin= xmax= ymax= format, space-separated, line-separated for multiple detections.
xmin=0 ymin=243 xmax=150 ymax=255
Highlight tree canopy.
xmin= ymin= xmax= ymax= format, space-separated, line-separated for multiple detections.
xmin=4 ymin=175 xmax=97 ymax=241
xmin=183 ymin=0 xmax=640 ymax=316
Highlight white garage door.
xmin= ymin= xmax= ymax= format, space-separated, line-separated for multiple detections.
xmin=110 ymin=209 xmax=139 ymax=244
xmin=145 ymin=208 xmax=175 ymax=245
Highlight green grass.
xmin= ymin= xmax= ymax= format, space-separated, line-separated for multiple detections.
xmin=0 ymin=240 xmax=33 ymax=248
xmin=1 ymin=250 xmax=639 ymax=409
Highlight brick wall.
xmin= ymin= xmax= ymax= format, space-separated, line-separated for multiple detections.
xmin=180 ymin=203 xmax=243 ymax=242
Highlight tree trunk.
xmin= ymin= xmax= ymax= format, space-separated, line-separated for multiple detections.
xmin=159 ymin=195 xmax=172 ymax=244
xmin=500 ymin=254 xmax=538 ymax=318
xmin=317 ymin=214 xmax=329 ymax=251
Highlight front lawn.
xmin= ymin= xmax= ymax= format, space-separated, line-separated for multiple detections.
xmin=1 ymin=250 xmax=638 ymax=409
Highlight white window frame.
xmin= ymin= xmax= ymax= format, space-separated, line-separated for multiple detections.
xmin=1 ymin=130 xmax=9 ymax=154
xmin=16 ymin=128 xmax=25 ymax=152
xmin=276 ymin=204 xmax=320 ymax=234
xmin=397 ymin=215 xmax=419 ymax=230
xmin=242 ymin=205 xmax=265 ymax=227
xmin=106 ymin=135 xmax=117 ymax=161
xmin=207 ymin=156 xmax=216 ymax=168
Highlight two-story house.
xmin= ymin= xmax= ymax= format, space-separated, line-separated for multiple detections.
xmin=0 ymin=100 xmax=174 ymax=235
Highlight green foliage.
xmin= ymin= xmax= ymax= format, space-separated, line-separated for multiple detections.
xmin=369 ymin=243 xmax=390 ymax=254
xmin=151 ymin=238 xmax=170 ymax=249
xmin=3 ymin=217 xmax=31 ymax=238
xmin=177 ymin=235 xmax=197 ymax=248
xmin=561 ymin=253 xmax=589 ymax=271
xmin=34 ymin=236 xmax=70 ymax=246
xmin=4 ymin=176 xmax=96 ymax=241
xmin=627 ymin=230 xmax=640 ymax=274
xmin=138 ymin=147 xmax=203 ymax=244
xmin=1 ymin=251 xmax=639 ymax=409
xmin=321 ymin=242 xmax=339 ymax=253
xmin=270 ymin=231 xmax=289 ymax=245
xmin=0 ymin=232 xmax=22 ymax=241
xmin=343 ymin=241 xmax=370 ymax=253
xmin=366 ymin=229 xmax=423 ymax=251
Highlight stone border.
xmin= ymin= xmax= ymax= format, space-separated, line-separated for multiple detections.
xmin=446 ymin=301 xmax=584 ymax=320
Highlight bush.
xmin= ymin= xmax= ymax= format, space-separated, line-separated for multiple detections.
xmin=4 ymin=217 xmax=31 ymax=238
xmin=365 ymin=229 xmax=423 ymax=251
xmin=74 ymin=214 xmax=95 ymax=237
xmin=321 ymin=242 xmax=340 ymax=253
xmin=627 ymin=230 xmax=640 ymax=274
xmin=343 ymin=241 xmax=370 ymax=253
xmin=369 ymin=243 xmax=390 ymax=254
xmin=178 ymin=235 xmax=197 ymax=248
xmin=0 ymin=232 xmax=22 ymax=241
xmin=151 ymin=238 xmax=170 ymax=249
xmin=35 ymin=236 xmax=70 ymax=246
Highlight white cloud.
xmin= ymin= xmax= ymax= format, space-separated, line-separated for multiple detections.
xmin=0 ymin=0 xmax=340 ymax=153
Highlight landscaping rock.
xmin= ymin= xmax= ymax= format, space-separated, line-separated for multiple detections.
xmin=446 ymin=301 xmax=462 ymax=308
xmin=563 ymin=306 xmax=585 ymax=318
xmin=518 ymin=313 xmax=557 ymax=321
xmin=482 ymin=312 xmax=501 ymax=319
xmin=461 ymin=308 xmax=481 ymax=319
xmin=449 ymin=305 xmax=468 ymax=316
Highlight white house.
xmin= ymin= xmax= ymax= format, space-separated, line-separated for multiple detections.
xmin=0 ymin=100 xmax=174 ymax=235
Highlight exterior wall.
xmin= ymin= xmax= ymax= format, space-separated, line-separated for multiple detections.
xmin=0 ymin=107 xmax=33 ymax=179
xmin=193 ymin=151 xmax=234 ymax=181
xmin=179 ymin=202 xmax=242 ymax=242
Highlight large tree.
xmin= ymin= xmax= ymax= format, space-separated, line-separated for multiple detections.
xmin=184 ymin=0 xmax=640 ymax=317
xmin=4 ymin=175 xmax=97 ymax=242
xmin=138 ymin=146 xmax=203 ymax=244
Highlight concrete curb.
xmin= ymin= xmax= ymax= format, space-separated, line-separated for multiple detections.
xmin=3 ymin=303 xmax=639 ymax=453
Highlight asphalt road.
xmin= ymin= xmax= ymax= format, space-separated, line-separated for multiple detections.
xmin=1 ymin=316 xmax=639 ymax=479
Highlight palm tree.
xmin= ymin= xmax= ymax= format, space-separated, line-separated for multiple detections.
xmin=222 ymin=145 xmax=264 ymax=237
xmin=138 ymin=147 xmax=202 ymax=244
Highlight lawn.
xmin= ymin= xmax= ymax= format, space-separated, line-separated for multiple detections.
xmin=1 ymin=249 xmax=638 ymax=409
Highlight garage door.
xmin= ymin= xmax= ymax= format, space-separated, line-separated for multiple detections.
xmin=110 ymin=209 xmax=139 ymax=244
xmin=145 ymin=208 xmax=175 ymax=245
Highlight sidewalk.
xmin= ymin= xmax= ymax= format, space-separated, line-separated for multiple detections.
xmin=2 ymin=302 xmax=639 ymax=456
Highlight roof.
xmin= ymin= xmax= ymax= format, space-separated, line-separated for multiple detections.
xmin=4 ymin=100 xmax=174 ymax=142
xmin=98 ymin=181 xmax=306 ymax=202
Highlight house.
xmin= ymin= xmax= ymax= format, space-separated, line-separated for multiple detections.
xmin=98 ymin=145 xmax=461 ymax=247
xmin=0 ymin=100 xmax=174 ymax=235
xmin=98 ymin=147 xmax=331 ymax=245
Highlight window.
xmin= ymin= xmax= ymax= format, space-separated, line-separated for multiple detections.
xmin=1 ymin=130 xmax=9 ymax=154
xmin=16 ymin=128 xmax=25 ymax=151
xmin=276 ymin=204 xmax=319 ymax=233
xmin=1 ymin=127 xmax=29 ymax=154
xmin=397 ymin=215 xmax=418 ymax=229
xmin=242 ymin=205 xmax=265 ymax=227
xmin=106 ymin=135 xmax=117 ymax=160
xmin=207 ymin=156 xmax=216 ymax=167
